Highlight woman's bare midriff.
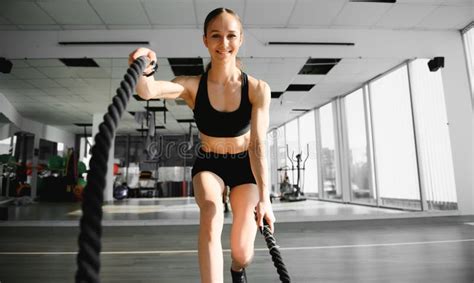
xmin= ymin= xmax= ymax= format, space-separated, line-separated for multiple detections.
xmin=199 ymin=131 xmax=251 ymax=154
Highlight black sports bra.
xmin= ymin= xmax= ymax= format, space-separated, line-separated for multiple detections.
xmin=193 ymin=71 xmax=252 ymax=137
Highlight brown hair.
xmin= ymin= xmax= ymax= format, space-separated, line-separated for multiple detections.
xmin=203 ymin=7 xmax=242 ymax=36
xmin=203 ymin=8 xmax=243 ymax=72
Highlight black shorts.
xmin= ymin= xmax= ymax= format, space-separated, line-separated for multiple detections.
xmin=192 ymin=148 xmax=257 ymax=189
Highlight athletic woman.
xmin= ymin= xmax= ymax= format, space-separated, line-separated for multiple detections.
xmin=129 ymin=7 xmax=275 ymax=283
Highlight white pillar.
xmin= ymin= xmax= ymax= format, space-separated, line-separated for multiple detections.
xmin=92 ymin=113 xmax=114 ymax=203
xmin=29 ymin=135 xmax=40 ymax=199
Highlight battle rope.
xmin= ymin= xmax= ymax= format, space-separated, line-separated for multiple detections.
xmin=75 ymin=56 xmax=148 ymax=283
xmin=75 ymin=56 xmax=291 ymax=282
xmin=262 ymin=219 xmax=291 ymax=283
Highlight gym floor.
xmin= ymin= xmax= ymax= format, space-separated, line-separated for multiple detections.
xmin=0 ymin=199 xmax=473 ymax=282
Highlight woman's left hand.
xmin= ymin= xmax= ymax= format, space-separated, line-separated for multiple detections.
xmin=255 ymin=198 xmax=276 ymax=234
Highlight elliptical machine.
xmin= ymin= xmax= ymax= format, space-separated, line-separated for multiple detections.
xmin=280 ymin=144 xmax=308 ymax=202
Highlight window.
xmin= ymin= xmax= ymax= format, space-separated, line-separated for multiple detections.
xmin=344 ymin=89 xmax=375 ymax=204
xmin=408 ymin=59 xmax=457 ymax=210
xmin=369 ymin=65 xmax=421 ymax=210
xmin=462 ymin=24 xmax=474 ymax=102
xmin=298 ymin=110 xmax=318 ymax=196
xmin=285 ymin=119 xmax=299 ymax=186
xmin=319 ymin=102 xmax=340 ymax=200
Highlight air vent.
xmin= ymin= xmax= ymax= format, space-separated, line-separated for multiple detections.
xmin=136 ymin=126 xmax=165 ymax=132
xmin=268 ymin=42 xmax=354 ymax=46
xmin=299 ymin=58 xmax=341 ymax=75
xmin=60 ymin=58 xmax=99 ymax=67
xmin=74 ymin=123 xmax=93 ymax=127
xmin=168 ymin=58 xmax=204 ymax=76
xmin=133 ymin=94 xmax=160 ymax=101
xmin=286 ymin=84 xmax=315 ymax=91
xmin=271 ymin=92 xmax=284 ymax=99
xmin=177 ymin=119 xmax=195 ymax=123
xmin=58 ymin=41 xmax=150 ymax=45
xmin=350 ymin=0 xmax=395 ymax=3
xmin=145 ymin=106 xmax=167 ymax=112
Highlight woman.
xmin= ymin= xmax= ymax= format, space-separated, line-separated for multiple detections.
xmin=129 ymin=7 xmax=275 ymax=283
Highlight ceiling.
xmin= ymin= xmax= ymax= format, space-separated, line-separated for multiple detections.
xmin=0 ymin=0 xmax=472 ymax=135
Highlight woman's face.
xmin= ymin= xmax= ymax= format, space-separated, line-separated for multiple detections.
xmin=203 ymin=12 xmax=243 ymax=63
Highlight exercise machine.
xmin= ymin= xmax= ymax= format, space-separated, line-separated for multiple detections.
xmin=280 ymin=144 xmax=308 ymax=202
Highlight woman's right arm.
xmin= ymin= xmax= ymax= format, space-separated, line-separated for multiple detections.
xmin=129 ymin=47 xmax=189 ymax=100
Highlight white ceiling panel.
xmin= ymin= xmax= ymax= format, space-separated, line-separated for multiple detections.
xmin=10 ymin=60 xmax=30 ymax=68
xmin=195 ymin=1 xmax=245 ymax=26
xmin=26 ymin=59 xmax=64 ymax=67
xmin=37 ymin=0 xmax=103 ymax=25
xmin=82 ymin=78 xmax=112 ymax=90
xmin=244 ymin=0 xmax=296 ymax=27
xmin=7 ymin=88 xmax=47 ymax=97
xmin=55 ymin=78 xmax=89 ymax=88
xmin=108 ymin=25 xmax=152 ymax=30
xmin=0 ymin=80 xmax=35 ymax=89
xmin=10 ymin=67 xmax=47 ymax=79
xmin=0 ymin=74 xmax=16 ymax=81
xmin=416 ymin=6 xmax=473 ymax=29
xmin=264 ymin=76 xmax=293 ymax=92
xmin=142 ymin=0 xmax=196 ymax=26
xmin=296 ymin=92 xmax=329 ymax=107
xmin=322 ymin=73 xmax=366 ymax=84
xmin=31 ymin=95 xmax=61 ymax=103
xmin=0 ymin=2 xmax=55 ymax=25
xmin=73 ymin=67 xmax=112 ymax=79
xmin=332 ymin=2 xmax=393 ymax=27
xmin=288 ymin=0 xmax=345 ymax=27
xmin=328 ymin=58 xmax=367 ymax=75
xmin=375 ymin=4 xmax=438 ymax=29
xmin=89 ymin=0 xmax=149 ymax=25
xmin=26 ymin=78 xmax=63 ymax=89
xmin=4 ymin=95 xmax=38 ymax=103
xmin=37 ymin=67 xmax=77 ymax=79
xmin=42 ymin=88 xmax=75 ymax=97
xmin=281 ymin=91 xmax=308 ymax=103
xmin=291 ymin=75 xmax=325 ymax=85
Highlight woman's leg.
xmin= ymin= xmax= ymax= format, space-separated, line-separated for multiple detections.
xmin=229 ymin=183 xmax=259 ymax=271
xmin=193 ymin=171 xmax=226 ymax=283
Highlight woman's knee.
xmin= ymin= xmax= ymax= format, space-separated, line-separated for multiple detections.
xmin=231 ymin=248 xmax=254 ymax=268
xmin=199 ymin=200 xmax=224 ymax=234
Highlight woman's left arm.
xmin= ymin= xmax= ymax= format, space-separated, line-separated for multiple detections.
xmin=249 ymin=80 xmax=276 ymax=233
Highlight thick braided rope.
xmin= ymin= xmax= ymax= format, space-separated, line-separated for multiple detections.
xmin=262 ymin=223 xmax=291 ymax=283
xmin=75 ymin=57 xmax=148 ymax=283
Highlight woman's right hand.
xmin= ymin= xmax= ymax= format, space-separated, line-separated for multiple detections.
xmin=128 ymin=47 xmax=157 ymax=75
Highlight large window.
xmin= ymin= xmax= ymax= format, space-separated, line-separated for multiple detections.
xmin=408 ymin=59 xmax=457 ymax=210
xmin=369 ymin=65 xmax=421 ymax=210
xmin=462 ymin=23 xmax=474 ymax=102
xmin=319 ymin=102 xmax=340 ymax=200
xmin=276 ymin=125 xmax=287 ymax=196
xmin=285 ymin=119 xmax=299 ymax=186
xmin=344 ymin=89 xmax=375 ymax=204
xmin=298 ymin=110 xmax=318 ymax=196
xmin=267 ymin=131 xmax=278 ymax=195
